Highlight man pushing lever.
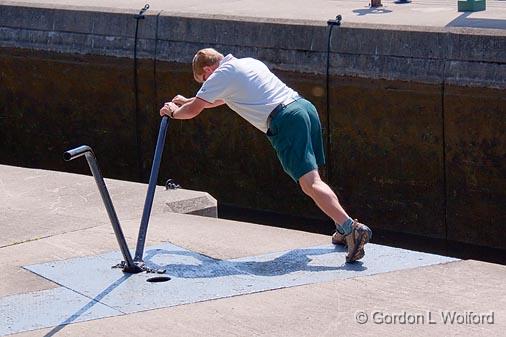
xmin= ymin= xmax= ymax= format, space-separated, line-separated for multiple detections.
xmin=160 ymin=48 xmax=372 ymax=262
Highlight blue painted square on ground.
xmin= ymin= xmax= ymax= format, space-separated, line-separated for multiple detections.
xmin=0 ymin=242 xmax=458 ymax=336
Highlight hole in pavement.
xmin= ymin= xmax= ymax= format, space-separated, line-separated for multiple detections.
xmin=146 ymin=276 xmax=171 ymax=283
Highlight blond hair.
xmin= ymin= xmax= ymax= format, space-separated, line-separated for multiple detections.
xmin=192 ymin=48 xmax=224 ymax=82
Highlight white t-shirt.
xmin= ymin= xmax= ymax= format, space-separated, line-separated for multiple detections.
xmin=196 ymin=54 xmax=298 ymax=133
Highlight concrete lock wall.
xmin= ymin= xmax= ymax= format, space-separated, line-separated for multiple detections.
xmin=0 ymin=4 xmax=505 ymax=249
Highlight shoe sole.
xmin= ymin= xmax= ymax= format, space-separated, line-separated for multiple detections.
xmin=346 ymin=226 xmax=372 ymax=263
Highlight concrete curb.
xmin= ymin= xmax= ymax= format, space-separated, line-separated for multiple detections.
xmin=0 ymin=164 xmax=217 ymax=248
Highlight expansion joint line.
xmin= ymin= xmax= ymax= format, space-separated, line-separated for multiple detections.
xmin=326 ymin=15 xmax=342 ymax=184
xmin=133 ymin=4 xmax=150 ymax=182
xmin=441 ymin=32 xmax=449 ymax=255
xmin=152 ymin=11 xmax=163 ymax=123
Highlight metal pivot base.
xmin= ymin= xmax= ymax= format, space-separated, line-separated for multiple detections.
xmin=112 ymin=261 xmax=166 ymax=274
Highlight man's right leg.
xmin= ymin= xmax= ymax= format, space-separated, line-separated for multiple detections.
xmin=299 ymin=170 xmax=372 ymax=262
xmin=298 ymin=170 xmax=349 ymax=225
xmin=298 ymin=170 xmax=347 ymax=245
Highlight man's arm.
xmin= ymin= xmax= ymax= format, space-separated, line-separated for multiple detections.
xmin=172 ymin=95 xmax=225 ymax=108
xmin=160 ymin=97 xmax=225 ymax=119
xmin=203 ymin=99 xmax=225 ymax=108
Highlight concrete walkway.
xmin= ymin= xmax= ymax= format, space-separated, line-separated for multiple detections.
xmin=2 ymin=0 xmax=506 ymax=29
xmin=0 ymin=3 xmax=505 ymax=336
xmin=0 ymin=165 xmax=504 ymax=336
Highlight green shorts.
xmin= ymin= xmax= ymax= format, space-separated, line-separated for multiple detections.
xmin=266 ymin=98 xmax=325 ymax=182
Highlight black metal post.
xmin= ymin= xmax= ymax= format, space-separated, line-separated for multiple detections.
xmin=64 ymin=146 xmax=142 ymax=273
xmin=134 ymin=116 xmax=170 ymax=262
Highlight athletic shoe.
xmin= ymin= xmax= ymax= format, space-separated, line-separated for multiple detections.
xmin=345 ymin=220 xmax=372 ymax=263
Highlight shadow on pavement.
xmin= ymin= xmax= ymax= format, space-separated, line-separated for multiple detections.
xmin=143 ymin=246 xmax=367 ymax=279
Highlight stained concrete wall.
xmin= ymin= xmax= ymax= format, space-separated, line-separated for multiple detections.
xmin=0 ymin=5 xmax=504 ymax=87
xmin=0 ymin=4 xmax=505 ymax=249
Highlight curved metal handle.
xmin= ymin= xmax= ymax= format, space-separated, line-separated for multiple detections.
xmin=63 ymin=145 xmax=93 ymax=161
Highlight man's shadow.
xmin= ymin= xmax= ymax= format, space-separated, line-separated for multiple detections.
xmin=43 ymin=245 xmax=367 ymax=336
xmin=143 ymin=246 xmax=367 ymax=279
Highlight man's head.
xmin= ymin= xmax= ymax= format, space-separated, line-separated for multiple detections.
xmin=192 ymin=48 xmax=224 ymax=84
